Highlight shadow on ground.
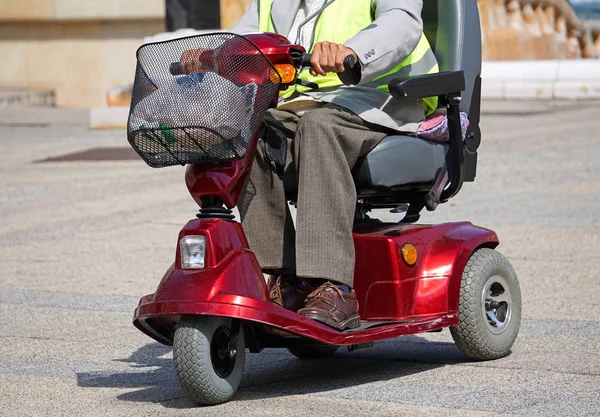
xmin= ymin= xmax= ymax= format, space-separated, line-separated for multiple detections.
xmin=76 ymin=334 xmax=468 ymax=409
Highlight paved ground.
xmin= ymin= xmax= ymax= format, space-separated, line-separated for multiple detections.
xmin=1 ymin=101 xmax=599 ymax=416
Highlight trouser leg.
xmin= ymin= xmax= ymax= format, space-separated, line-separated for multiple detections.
xmin=293 ymin=106 xmax=388 ymax=287
xmin=239 ymin=105 xmax=388 ymax=286
xmin=238 ymin=109 xmax=299 ymax=272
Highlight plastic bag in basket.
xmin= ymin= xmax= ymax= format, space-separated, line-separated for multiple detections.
xmin=129 ymin=72 xmax=256 ymax=160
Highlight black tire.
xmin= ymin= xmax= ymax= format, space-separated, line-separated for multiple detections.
xmin=287 ymin=342 xmax=338 ymax=359
xmin=450 ymin=248 xmax=522 ymax=361
xmin=173 ymin=316 xmax=245 ymax=405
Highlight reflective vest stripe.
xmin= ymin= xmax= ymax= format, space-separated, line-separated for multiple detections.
xmin=370 ymin=35 xmax=439 ymax=114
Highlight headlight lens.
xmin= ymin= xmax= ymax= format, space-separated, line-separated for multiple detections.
xmin=180 ymin=235 xmax=206 ymax=269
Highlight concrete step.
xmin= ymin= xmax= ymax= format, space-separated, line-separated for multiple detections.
xmin=0 ymin=88 xmax=55 ymax=109
xmin=481 ymin=60 xmax=600 ymax=100
xmin=0 ymin=107 xmax=88 ymax=126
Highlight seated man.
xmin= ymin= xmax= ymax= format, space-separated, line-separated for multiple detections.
xmin=181 ymin=0 xmax=439 ymax=331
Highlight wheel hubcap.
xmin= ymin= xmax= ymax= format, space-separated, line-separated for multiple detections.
xmin=210 ymin=326 xmax=236 ymax=378
xmin=482 ymin=275 xmax=512 ymax=335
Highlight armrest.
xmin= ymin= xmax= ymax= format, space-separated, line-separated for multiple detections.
xmin=388 ymin=71 xmax=466 ymax=100
xmin=388 ymin=70 xmax=468 ymax=205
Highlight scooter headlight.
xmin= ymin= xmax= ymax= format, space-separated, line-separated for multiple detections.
xmin=180 ymin=236 xmax=206 ymax=269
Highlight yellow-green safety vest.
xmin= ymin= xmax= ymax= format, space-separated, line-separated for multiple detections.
xmin=258 ymin=0 xmax=439 ymax=115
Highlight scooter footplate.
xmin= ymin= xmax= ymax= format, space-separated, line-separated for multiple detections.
xmin=134 ymin=294 xmax=458 ymax=346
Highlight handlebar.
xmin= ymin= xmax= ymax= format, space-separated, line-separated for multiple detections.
xmin=300 ymin=53 xmax=313 ymax=67
xmin=338 ymin=55 xmax=361 ymax=86
xmin=299 ymin=54 xmax=361 ymax=86
xmin=168 ymin=53 xmax=361 ymax=85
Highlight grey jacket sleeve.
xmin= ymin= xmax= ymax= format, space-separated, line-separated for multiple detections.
xmin=229 ymin=0 xmax=259 ymax=34
xmin=344 ymin=0 xmax=424 ymax=85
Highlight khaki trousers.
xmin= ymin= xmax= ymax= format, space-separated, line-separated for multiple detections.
xmin=238 ymin=105 xmax=388 ymax=287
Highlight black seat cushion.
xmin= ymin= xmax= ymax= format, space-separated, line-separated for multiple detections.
xmin=353 ymin=135 xmax=448 ymax=193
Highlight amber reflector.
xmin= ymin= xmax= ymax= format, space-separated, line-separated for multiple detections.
xmin=272 ymin=64 xmax=296 ymax=84
xmin=401 ymin=243 xmax=418 ymax=266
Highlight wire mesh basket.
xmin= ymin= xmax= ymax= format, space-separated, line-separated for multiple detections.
xmin=127 ymin=33 xmax=281 ymax=168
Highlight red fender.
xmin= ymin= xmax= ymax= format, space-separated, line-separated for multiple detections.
xmin=353 ymin=222 xmax=499 ymax=320
xmin=133 ymin=219 xmax=269 ymax=343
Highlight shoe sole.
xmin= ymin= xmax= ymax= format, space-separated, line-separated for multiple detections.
xmin=301 ymin=313 xmax=361 ymax=331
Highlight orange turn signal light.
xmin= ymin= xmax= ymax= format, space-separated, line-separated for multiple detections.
xmin=272 ymin=64 xmax=297 ymax=84
xmin=401 ymin=243 xmax=418 ymax=266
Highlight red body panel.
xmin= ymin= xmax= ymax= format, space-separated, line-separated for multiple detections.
xmin=185 ymin=33 xmax=304 ymax=209
xmin=133 ymin=218 xmax=498 ymax=346
xmin=185 ymin=145 xmax=257 ymax=209
xmin=135 ymin=295 xmax=458 ymax=347
xmin=245 ymin=33 xmax=304 ymax=66
xmin=353 ymin=222 xmax=498 ymax=320
xmin=173 ymin=219 xmax=269 ymax=301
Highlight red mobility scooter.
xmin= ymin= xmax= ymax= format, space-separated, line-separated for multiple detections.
xmin=129 ymin=0 xmax=521 ymax=406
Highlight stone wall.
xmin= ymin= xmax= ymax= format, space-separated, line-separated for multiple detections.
xmin=478 ymin=0 xmax=599 ymax=60
xmin=217 ymin=0 xmax=600 ymax=59
xmin=0 ymin=0 xmax=165 ymax=20
xmin=0 ymin=0 xmax=164 ymax=107
xmin=221 ymin=0 xmax=252 ymax=29
xmin=2 ymin=0 xmax=598 ymax=109
xmin=0 ymin=0 xmax=258 ymax=107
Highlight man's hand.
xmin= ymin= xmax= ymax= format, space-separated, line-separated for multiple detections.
xmin=179 ymin=48 xmax=205 ymax=74
xmin=310 ymin=42 xmax=358 ymax=76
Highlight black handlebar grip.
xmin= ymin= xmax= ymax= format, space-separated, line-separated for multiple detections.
xmin=169 ymin=62 xmax=184 ymax=75
xmin=338 ymin=55 xmax=361 ymax=86
xmin=300 ymin=53 xmax=312 ymax=67
xmin=343 ymin=55 xmax=356 ymax=71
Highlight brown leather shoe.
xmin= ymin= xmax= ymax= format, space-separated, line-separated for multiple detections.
xmin=298 ymin=282 xmax=360 ymax=331
xmin=268 ymin=273 xmax=313 ymax=312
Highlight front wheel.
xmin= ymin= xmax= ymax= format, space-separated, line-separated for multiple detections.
xmin=173 ymin=316 xmax=245 ymax=405
xmin=450 ymin=248 xmax=522 ymax=361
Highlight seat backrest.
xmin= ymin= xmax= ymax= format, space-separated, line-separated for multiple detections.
xmin=422 ymin=0 xmax=481 ymax=113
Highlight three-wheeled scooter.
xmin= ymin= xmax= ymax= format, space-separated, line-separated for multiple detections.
xmin=128 ymin=0 xmax=521 ymax=405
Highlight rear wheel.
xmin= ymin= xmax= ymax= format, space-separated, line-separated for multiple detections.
xmin=173 ymin=316 xmax=245 ymax=405
xmin=287 ymin=342 xmax=338 ymax=359
xmin=450 ymin=248 xmax=522 ymax=360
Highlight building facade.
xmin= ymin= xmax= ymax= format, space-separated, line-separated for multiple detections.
xmin=0 ymin=0 xmax=597 ymax=108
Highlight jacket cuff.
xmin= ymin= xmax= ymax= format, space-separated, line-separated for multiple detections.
xmin=344 ymin=37 xmax=380 ymax=66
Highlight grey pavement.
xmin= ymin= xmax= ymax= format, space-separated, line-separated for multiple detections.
xmin=0 ymin=101 xmax=599 ymax=416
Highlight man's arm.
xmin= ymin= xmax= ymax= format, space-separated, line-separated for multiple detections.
xmin=344 ymin=0 xmax=424 ymax=84
xmin=229 ymin=0 xmax=259 ymax=34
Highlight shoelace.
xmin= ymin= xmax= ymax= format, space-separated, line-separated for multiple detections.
xmin=269 ymin=279 xmax=282 ymax=303
xmin=306 ymin=282 xmax=346 ymax=303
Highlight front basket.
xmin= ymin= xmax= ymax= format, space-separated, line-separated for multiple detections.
xmin=127 ymin=33 xmax=281 ymax=168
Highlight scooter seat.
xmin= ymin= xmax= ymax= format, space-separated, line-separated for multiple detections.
xmin=353 ymin=135 xmax=448 ymax=193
